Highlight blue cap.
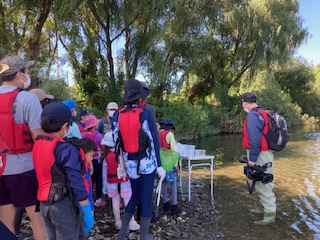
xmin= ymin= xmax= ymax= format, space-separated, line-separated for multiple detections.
xmin=79 ymin=110 xmax=90 ymax=117
xmin=62 ymin=99 xmax=76 ymax=111
xmin=41 ymin=102 xmax=72 ymax=124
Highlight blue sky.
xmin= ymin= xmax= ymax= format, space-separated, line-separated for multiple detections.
xmin=296 ymin=0 xmax=320 ymax=65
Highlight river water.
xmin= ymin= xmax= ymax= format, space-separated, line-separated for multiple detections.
xmin=187 ymin=124 xmax=320 ymax=240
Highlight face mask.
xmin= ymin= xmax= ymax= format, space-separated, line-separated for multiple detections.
xmin=63 ymin=129 xmax=70 ymax=138
xmin=108 ymin=110 xmax=116 ymax=118
xmin=20 ymin=73 xmax=31 ymax=89
xmin=244 ymin=108 xmax=250 ymax=113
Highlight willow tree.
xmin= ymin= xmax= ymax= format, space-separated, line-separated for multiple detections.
xmin=54 ymin=0 xmax=166 ymax=108
xmin=0 ymin=0 xmax=56 ymax=87
xmin=141 ymin=0 xmax=307 ymax=106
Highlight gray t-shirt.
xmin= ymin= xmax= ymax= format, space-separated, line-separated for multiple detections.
xmin=0 ymin=85 xmax=42 ymax=175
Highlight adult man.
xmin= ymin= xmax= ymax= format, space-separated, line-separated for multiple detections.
xmin=241 ymin=92 xmax=276 ymax=225
xmin=98 ymin=102 xmax=119 ymax=134
xmin=0 ymin=56 xmax=46 ymax=239
xmin=29 ymin=88 xmax=54 ymax=108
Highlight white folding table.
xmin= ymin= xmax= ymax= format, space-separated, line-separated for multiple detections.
xmin=178 ymin=155 xmax=215 ymax=203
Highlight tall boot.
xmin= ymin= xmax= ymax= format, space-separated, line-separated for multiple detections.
xmin=117 ymin=212 xmax=132 ymax=240
xmin=140 ymin=217 xmax=153 ymax=240
xmin=253 ymin=212 xmax=276 ymax=225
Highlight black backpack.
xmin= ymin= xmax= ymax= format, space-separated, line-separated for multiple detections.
xmin=257 ymin=110 xmax=288 ymax=151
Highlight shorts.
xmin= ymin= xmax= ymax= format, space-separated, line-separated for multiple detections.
xmin=107 ymin=181 xmax=132 ymax=199
xmin=0 ymin=169 xmax=38 ymax=207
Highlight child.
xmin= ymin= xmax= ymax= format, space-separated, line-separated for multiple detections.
xmin=66 ymin=137 xmax=97 ymax=216
xmin=159 ymin=118 xmax=181 ymax=215
xmin=101 ymin=132 xmax=140 ymax=231
xmin=32 ymin=102 xmax=94 ymax=238
xmin=81 ymin=115 xmax=106 ymax=207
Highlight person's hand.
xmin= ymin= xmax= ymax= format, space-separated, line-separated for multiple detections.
xmin=102 ymin=186 xmax=108 ymax=195
xmin=80 ymin=202 xmax=94 ymax=234
xmin=248 ymin=160 xmax=255 ymax=167
xmin=117 ymin=165 xmax=126 ymax=180
xmin=157 ymin=166 xmax=166 ymax=181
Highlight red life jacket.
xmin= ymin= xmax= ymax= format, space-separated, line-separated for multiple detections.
xmin=32 ymin=135 xmax=65 ymax=202
xmin=80 ymin=148 xmax=91 ymax=193
xmin=105 ymin=151 xmax=129 ymax=183
xmin=77 ymin=123 xmax=85 ymax=133
xmin=118 ymin=107 xmax=144 ymax=153
xmin=242 ymin=110 xmax=269 ymax=151
xmin=0 ymin=88 xmax=33 ymax=154
xmin=159 ymin=130 xmax=171 ymax=149
xmin=0 ymin=134 xmax=10 ymax=176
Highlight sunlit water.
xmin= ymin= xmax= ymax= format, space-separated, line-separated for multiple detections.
xmin=182 ymin=124 xmax=320 ymax=239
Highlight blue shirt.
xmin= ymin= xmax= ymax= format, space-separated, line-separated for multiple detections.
xmin=246 ymin=106 xmax=266 ymax=162
xmin=54 ymin=142 xmax=87 ymax=201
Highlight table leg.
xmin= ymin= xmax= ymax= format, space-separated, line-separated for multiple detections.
xmin=188 ymin=158 xmax=191 ymax=202
xmin=211 ymin=157 xmax=214 ymax=207
xmin=179 ymin=157 xmax=184 ymax=198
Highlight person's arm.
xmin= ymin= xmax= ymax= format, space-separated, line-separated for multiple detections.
xmin=55 ymin=143 xmax=88 ymax=201
xmin=166 ymin=132 xmax=177 ymax=151
xmin=145 ymin=110 xmax=161 ymax=167
xmin=31 ymin=128 xmax=43 ymax=141
xmin=247 ymin=112 xmax=264 ymax=164
xmin=24 ymin=93 xmax=43 ymax=141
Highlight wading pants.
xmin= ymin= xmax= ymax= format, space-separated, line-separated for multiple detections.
xmin=247 ymin=150 xmax=276 ymax=213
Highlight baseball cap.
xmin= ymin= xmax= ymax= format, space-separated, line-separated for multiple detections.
xmin=29 ymin=88 xmax=54 ymax=101
xmin=0 ymin=56 xmax=35 ymax=76
xmin=107 ymin=102 xmax=119 ymax=110
xmin=41 ymin=102 xmax=72 ymax=124
xmin=241 ymin=92 xmax=257 ymax=104
xmin=62 ymin=99 xmax=76 ymax=111
xmin=79 ymin=110 xmax=90 ymax=117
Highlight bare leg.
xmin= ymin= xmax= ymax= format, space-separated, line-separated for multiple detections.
xmin=25 ymin=205 xmax=46 ymax=240
xmin=0 ymin=204 xmax=16 ymax=234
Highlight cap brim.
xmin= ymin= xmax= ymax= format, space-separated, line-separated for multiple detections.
xmin=70 ymin=116 xmax=79 ymax=122
xmin=46 ymin=94 xmax=54 ymax=99
xmin=25 ymin=60 xmax=35 ymax=68
xmin=0 ymin=64 xmax=9 ymax=74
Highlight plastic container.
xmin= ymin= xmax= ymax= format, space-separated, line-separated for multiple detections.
xmin=194 ymin=149 xmax=206 ymax=157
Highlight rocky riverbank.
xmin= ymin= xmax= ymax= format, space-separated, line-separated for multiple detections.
xmin=21 ymin=179 xmax=223 ymax=240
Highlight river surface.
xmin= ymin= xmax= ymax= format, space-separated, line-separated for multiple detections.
xmin=185 ymin=124 xmax=320 ymax=240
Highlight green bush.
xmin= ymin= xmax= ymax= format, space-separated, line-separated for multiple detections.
xmin=155 ymin=100 xmax=223 ymax=140
xmin=241 ymin=71 xmax=302 ymax=126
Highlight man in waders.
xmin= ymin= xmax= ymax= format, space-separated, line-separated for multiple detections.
xmin=241 ymin=92 xmax=276 ymax=225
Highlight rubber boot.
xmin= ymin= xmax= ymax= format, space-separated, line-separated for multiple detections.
xmin=253 ymin=212 xmax=276 ymax=225
xmin=249 ymin=208 xmax=263 ymax=214
xmin=140 ymin=217 xmax=153 ymax=240
xmin=117 ymin=212 xmax=132 ymax=240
